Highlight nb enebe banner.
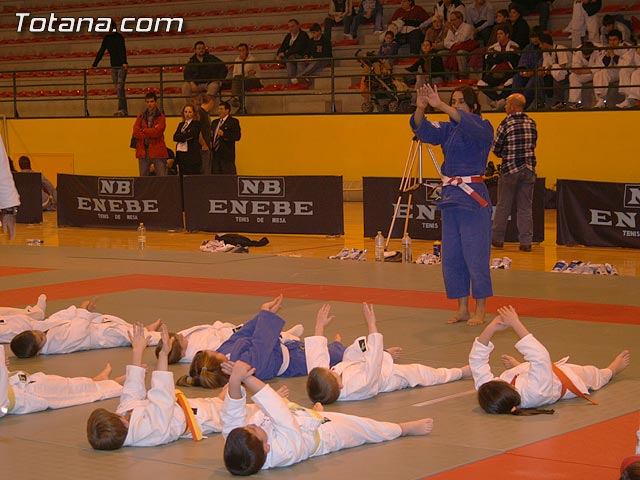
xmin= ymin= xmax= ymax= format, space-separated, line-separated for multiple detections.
xmin=183 ymin=175 xmax=344 ymax=235
xmin=57 ymin=174 xmax=183 ymax=229
xmin=363 ymin=177 xmax=545 ymax=241
xmin=557 ymin=180 xmax=640 ymax=248
xmin=13 ymin=172 xmax=43 ymax=224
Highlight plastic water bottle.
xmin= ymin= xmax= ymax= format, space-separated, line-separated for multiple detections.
xmin=433 ymin=240 xmax=441 ymax=257
xmin=401 ymin=234 xmax=412 ymax=264
xmin=374 ymin=231 xmax=385 ymax=262
xmin=137 ymin=223 xmax=146 ymax=250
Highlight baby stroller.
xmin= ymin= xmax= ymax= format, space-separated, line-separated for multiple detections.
xmin=356 ymin=50 xmax=412 ymax=113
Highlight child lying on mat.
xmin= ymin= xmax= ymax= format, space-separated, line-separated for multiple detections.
xmin=1 ymin=294 xmax=49 ymax=343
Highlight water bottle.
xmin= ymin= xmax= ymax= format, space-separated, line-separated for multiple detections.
xmin=401 ymin=234 xmax=412 ymax=264
xmin=433 ymin=240 xmax=441 ymax=257
xmin=137 ymin=222 xmax=146 ymax=250
xmin=374 ymin=231 xmax=385 ymax=262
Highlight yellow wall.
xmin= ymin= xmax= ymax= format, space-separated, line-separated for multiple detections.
xmin=3 ymin=112 xmax=639 ymax=187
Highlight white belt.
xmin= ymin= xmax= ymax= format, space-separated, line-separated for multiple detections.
xmin=277 ymin=343 xmax=290 ymax=376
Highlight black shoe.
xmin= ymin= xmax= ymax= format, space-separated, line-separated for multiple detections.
xmin=519 ymin=244 xmax=532 ymax=252
xmin=491 ymin=241 xmax=504 ymax=248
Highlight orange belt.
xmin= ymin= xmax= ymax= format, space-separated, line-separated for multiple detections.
xmin=176 ymin=389 xmax=204 ymax=441
xmin=510 ymin=365 xmax=599 ymax=405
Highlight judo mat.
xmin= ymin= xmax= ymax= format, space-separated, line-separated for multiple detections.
xmin=1 ymin=245 xmax=639 ymax=480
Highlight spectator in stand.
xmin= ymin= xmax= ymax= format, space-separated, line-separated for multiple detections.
xmin=182 ymin=41 xmax=227 ymax=101
xmin=296 ymin=23 xmax=332 ymax=86
xmin=17 ymin=156 xmax=57 ymax=211
xmin=593 ymin=29 xmax=624 ymax=108
xmin=388 ymin=0 xmax=430 ymax=54
xmin=512 ymin=0 xmax=552 ymax=31
xmin=539 ymin=33 xmax=571 ymax=109
xmin=477 ymin=25 xmax=520 ymax=109
xmin=276 ymin=19 xmax=310 ymax=84
xmin=599 ymin=14 xmax=631 ymax=46
xmin=132 ymin=92 xmax=168 ymax=177
xmin=91 ymin=32 xmax=128 ymax=116
xmin=433 ymin=0 xmax=466 ymax=25
xmin=443 ymin=11 xmax=477 ymax=77
xmin=173 ymin=104 xmax=201 ymax=176
xmin=487 ymin=9 xmax=510 ymax=46
xmin=194 ymin=94 xmax=213 ymax=174
xmin=508 ymin=3 xmax=531 ymax=49
xmin=567 ymin=41 xmax=600 ymax=108
xmin=617 ymin=39 xmax=640 ymax=109
xmin=378 ymin=31 xmax=400 ymax=69
xmin=424 ymin=15 xmax=448 ymax=51
xmin=230 ymin=43 xmax=262 ymax=112
xmin=511 ymin=27 xmax=543 ymax=109
xmin=407 ymin=38 xmax=446 ymax=106
xmin=564 ymin=0 xmax=601 ymax=48
xmin=324 ymin=0 xmax=354 ymax=41
xmin=466 ymin=0 xmax=495 ymax=47
xmin=349 ymin=0 xmax=385 ymax=40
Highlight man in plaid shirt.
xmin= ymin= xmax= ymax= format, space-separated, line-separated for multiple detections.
xmin=491 ymin=93 xmax=537 ymax=252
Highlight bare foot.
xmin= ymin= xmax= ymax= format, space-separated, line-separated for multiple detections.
xmin=334 ymin=333 xmax=342 ymax=343
xmin=386 ymin=347 xmax=403 ymax=360
xmin=114 ymin=374 xmax=126 ymax=385
xmin=501 ymin=354 xmax=521 ymax=370
xmin=92 ymin=363 xmax=112 ymax=381
xmin=447 ymin=311 xmax=471 ymax=324
xmin=460 ymin=365 xmax=472 ymax=378
xmin=400 ymin=418 xmax=434 ymax=436
xmin=79 ymin=297 xmax=99 ymax=312
xmin=145 ymin=318 xmax=162 ymax=332
xmin=608 ymin=350 xmax=631 ymax=377
xmin=313 ymin=402 xmax=324 ymax=412
xmin=276 ymin=385 xmax=290 ymax=399
xmin=466 ymin=312 xmax=486 ymax=326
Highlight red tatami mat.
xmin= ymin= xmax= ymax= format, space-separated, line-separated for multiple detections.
xmin=0 ymin=274 xmax=639 ymax=324
xmin=426 ymin=411 xmax=640 ymax=479
xmin=0 ymin=266 xmax=50 ymax=277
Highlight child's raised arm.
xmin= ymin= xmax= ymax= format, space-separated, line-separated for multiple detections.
xmin=363 ymin=303 xmax=378 ymax=335
xmin=222 ymin=360 xmax=260 ymax=400
xmin=314 ymin=304 xmax=335 ymax=336
xmin=477 ymin=315 xmax=509 ymax=346
xmin=497 ymin=306 xmax=530 ymax=339
xmin=128 ymin=322 xmax=149 ymax=367
xmin=156 ymin=324 xmax=173 ymax=371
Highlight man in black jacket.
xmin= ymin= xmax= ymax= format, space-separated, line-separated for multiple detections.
xmin=276 ymin=19 xmax=310 ymax=83
xmin=211 ymin=102 xmax=242 ymax=175
xmin=182 ymin=41 xmax=227 ymax=101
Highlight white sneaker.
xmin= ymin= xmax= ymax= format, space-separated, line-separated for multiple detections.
xmin=490 ymin=258 xmax=502 ymax=269
xmin=593 ymin=98 xmax=605 ymax=109
xmin=214 ymin=243 xmax=235 ymax=253
xmin=415 ymin=253 xmax=428 ymax=264
xmin=329 ymin=247 xmax=349 ymax=259
xmin=606 ymin=263 xmax=619 ymax=275
xmin=346 ymin=248 xmax=362 ymax=260
xmin=563 ymin=260 xmax=582 ymax=273
xmin=499 ymin=257 xmax=512 ymax=269
xmin=356 ymin=249 xmax=368 ymax=261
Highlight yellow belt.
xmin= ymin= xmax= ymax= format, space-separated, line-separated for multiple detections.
xmin=286 ymin=400 xmax=324 ymax=455
xmin=6 ymin=384 xmax=15 ymax=413
xmin=176 ymin=389 xmax=204 ymax=441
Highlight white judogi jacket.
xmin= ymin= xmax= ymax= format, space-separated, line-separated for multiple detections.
xmin=40 ymin=306 xmax=160 ymax=354
xmin=0 ymin=295 xmax=48 ymax=343
xmin=179 ymin=322 xmax=238 ymax=363
xmin=469 ymin=333 xmax=593 ymax=408
xmin=0 ymin=345 xmax=121 ymax=417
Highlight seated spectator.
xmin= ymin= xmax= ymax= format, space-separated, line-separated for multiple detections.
xmin=378 ymin=31 xmax=400 ymax=69
xmin=348 ymin=0 xmax=384 ymax=39
xmin=477 ymin=25 xmax=520 ymax=109
xmin=295 ymin=23 xmax=332 ymax=86
xmin=407 ymin=38 xmax=446 ymax=106
xmin=567 ymin=41 xmax=600 ymax=108
xmin=18 ymin=155 xmax=57 ymax=211
xmin=324 ymin=0 xmax=354 ymax=41
xmin=599 ymin=14 xmax=631 ymax=46
xmin=424 ymin=15 xmax=448 ymax=51
xmin=564 ymin=0 xmax=601 ymax=48
xmin=230 ymin=43 xmax=262 ymax=112
xmin=487 ymin=9 xmax=510 ymax=46
xmin=388 ymin=0 xmax=430 ymax=54
xmin=467 ymin=0 xmax=495 ymax=46
xmin=508 ymin=3 xmax=531 ymax=49
xmin=433 ymin=0 xmax=466 ymax=25
xmin=512 ymin=0 xmax=551 ymax=31
xmin=443 ymin=11 xmax=478 ymax=77
xmin=276 ymin=19 xmax=310 ymax=84
xmin=539 ymin=32 xmax=571 ymax=109
xmin=173 ymin=104 xmax=201 ymax=175
xmin=593 ymin=29 xmax=625 ymax=108
xmin=617 ymin=38 xmax=640 ymax=109
xmin=182 ymin=41 xmax=227 ymax=101
xmin=511 ymin=26 xmax=543 ymax=109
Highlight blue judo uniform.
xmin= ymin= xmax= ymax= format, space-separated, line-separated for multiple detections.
xmin=410 ymin=110 xmax=494 ymax=299
xmin=217 ymin=310 xmax=345 ymax=381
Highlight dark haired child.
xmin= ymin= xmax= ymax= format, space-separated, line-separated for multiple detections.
xmin=221 ymin=360 xmax=434 ymax=475
xmin=470 ymin=305 xmax=630 ymax=415
xmin=0 ymin=294 xmax=48 ymax=343
xmin=1 ymin=345 xmax=122 ymax=417
xmin=306 ymin=303 xmax=470 ymax=404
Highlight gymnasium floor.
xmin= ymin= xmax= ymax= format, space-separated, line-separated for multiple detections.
xmin=1 ymin=208 xmax=639 ymax=480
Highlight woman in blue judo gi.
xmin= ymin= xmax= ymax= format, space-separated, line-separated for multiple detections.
xmin=410 ymin=84 xmax=494 ymax=326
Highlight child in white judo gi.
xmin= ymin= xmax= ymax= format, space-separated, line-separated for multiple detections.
xmin=221 ymin=359 xmax=434 ymax=475
xmin=620 ymin=426 xmax=640 ymax=479
xmin=9 ymin=302 xmax=161 ymax=358
xmin=470 ymin=305 xmax=631 ymax=415
xmin=1 ymin=344 xmax=123 ymax=417
xmin=0 ymin=294 xmax=49 ymax=343
xmin=306 ymin=303 xmax=471 ymax=404
xmin=86 ymin=323 xmax=284 ymax=450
